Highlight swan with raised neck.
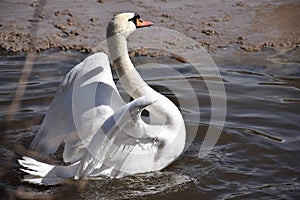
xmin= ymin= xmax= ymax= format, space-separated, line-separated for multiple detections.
xmin=17 ymin=13 xmax=186 ymax=184
xmin=106 ymin=13 xmax=186 ymax=168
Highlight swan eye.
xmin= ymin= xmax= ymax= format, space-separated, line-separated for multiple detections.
xmin=128 ymin=13 xmax=140 ymax=26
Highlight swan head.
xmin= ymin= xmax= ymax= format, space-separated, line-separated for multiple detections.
xmin=107 ymin=12 xmax=153 ymax=38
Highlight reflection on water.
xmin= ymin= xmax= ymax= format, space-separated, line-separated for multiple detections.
xmin=0 ymin=48 xmax=299 ymax=199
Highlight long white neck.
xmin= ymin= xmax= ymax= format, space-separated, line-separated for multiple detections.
xmin=106 ymin=22 xmax=186 ymax=168
xmin=107 ymin=32 xmax=182 ymax=126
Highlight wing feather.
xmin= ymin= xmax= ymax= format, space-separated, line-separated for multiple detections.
xmin=76 ymin=96 xmax=160 ymax=178
xmin=30 ymin=52 xmax=124 ymax=163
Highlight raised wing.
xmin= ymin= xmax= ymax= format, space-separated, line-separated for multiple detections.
xmin=75 ymin=96 xmax=162 ymax=179
xmin=30 ymin=52 xmax=125 ymax=163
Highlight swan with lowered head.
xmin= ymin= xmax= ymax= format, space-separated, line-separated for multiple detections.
xmin=18 ymin=12 xmax=186 ymax=185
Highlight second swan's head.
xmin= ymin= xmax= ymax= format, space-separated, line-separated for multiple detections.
xmin=106 ymin=12 xmax=153 ymax=38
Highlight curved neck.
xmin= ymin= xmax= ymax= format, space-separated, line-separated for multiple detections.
xmin=107 ymin=33 xmax=152 ymax=98
xmin=107 ymin=32 xmax=183 ymax=126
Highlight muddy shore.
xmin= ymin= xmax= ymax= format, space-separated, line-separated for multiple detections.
xmin=0 ymin=0 xmax=299 ymax=53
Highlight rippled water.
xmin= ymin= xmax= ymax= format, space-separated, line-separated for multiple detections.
xmin=0 ymin=48 xmax=299 ymax=199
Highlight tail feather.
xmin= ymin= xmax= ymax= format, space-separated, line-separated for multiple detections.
xmin=18 ymin=156 xmax=54 ymax=177
xmin=18 ymin=156 xmax=77 ymax=185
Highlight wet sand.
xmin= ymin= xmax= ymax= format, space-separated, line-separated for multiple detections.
xmin=0 ymin=0 xmax=299 ymax=53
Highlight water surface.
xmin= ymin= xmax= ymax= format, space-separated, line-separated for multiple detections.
xmin=0 ymin=48 xmax=299 ymax=199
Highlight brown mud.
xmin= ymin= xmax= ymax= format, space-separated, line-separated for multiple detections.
xmin=0 ymin=0 xmax=299 ymax=53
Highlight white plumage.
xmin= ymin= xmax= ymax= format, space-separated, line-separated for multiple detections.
xmin=18 ymin=12 xmax=186 ymax=185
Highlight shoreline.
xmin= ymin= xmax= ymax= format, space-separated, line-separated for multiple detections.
xmin=0 ymin=0 xmax=299 ymax=54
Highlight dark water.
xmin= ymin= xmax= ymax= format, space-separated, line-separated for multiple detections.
xmin=0 ymin=48 xmax=299 ymax=199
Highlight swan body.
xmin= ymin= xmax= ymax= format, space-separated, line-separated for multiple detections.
xmin=18 ymin=13 xmax=186 ymax=185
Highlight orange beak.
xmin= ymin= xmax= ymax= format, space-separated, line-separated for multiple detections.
xmin=136 ymin=18 xmax=154 ymax=28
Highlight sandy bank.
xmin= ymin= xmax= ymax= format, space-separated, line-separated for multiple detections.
xmin=0 ymin=0 xmax=299 ymax=53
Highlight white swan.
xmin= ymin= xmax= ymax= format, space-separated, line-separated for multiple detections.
xmin=18 ymin=12 xmax=186 ymax=185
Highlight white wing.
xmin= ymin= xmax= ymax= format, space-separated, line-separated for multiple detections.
xmin=30 ymin=52 xmax=125 ymax=163
xmin=75 ymin=96 xmax=164 ymax=179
